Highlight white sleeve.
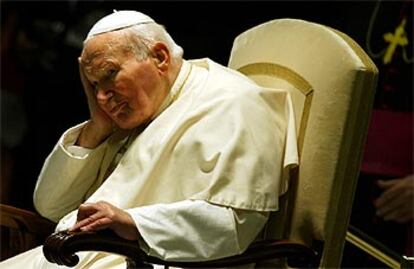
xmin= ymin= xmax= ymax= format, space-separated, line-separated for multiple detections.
xmin=126 ymin=200 xmax=269 ymax=262
xmin=61 ymin=122 xmax=93 ymax=157
xmin=34 ymin=122 xmax=106 ymax=222
xmin=66 ymin=145 xmax=92 ymax=158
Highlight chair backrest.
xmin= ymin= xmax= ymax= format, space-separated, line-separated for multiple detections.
xmin=228 ymin=18 xmax=378 ymax=268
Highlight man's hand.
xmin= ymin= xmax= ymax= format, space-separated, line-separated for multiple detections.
xmin=374 ymin=174 xmax=414 ymax=224
xmin=69 ymin=201 xmax=139 ymax=241
xmin=77 ymin=58 xmax=116 ymax=148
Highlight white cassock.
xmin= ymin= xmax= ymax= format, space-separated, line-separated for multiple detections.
xmin=0 ymin=59 xmax=298 ymax=269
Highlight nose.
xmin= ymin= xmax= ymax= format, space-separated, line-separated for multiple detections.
xmin=96 ymin=88 xmax=114 ymax=104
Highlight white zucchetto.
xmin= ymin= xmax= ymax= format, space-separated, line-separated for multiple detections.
xmin=86 ymin=10 xmax=155 ymax=40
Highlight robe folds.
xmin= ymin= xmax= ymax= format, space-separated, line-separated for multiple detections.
xmin=1 ymin=58 xmax=298 ymax=269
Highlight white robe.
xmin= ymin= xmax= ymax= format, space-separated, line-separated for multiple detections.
xmin=0 ymin=59 xmax=297 ymax=268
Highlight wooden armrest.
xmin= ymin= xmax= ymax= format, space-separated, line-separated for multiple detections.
xmin=44 ymin=230 xmax=318 ymax=268
xmin=0 ymin=204 xmax=56 ymax=235
xmin=1 ymin=204 xmax=56 ymax=258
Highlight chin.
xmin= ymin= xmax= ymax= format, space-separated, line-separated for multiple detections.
xmin=115 ymin=121 xmax=141 ymax=130
xmin=114 ymin=116 xmax=149 ymax=130
xmin=113 ymin=108 xmax=154 ymax=130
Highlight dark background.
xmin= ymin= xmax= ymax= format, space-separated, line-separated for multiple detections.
xmin=1 ymin=0 xmax=413 ymax=266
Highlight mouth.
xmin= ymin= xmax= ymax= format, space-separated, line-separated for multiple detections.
xmin=110 ymin=101 xmax=127 ymax=115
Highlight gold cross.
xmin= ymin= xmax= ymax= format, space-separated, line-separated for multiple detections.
xmin=382 ymin=18 xmax=409 ymax=64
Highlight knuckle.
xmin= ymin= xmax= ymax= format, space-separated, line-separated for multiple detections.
xmin=97 ymin=200 xmax=108 ymax=207
xmin=107 ymin=210 xmax=116 ymax=219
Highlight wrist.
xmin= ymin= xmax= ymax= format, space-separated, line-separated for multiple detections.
xmin=118 ymin=212 xmax=140 ymax=241
xmin=75 ymin=120 xmax=114 ymax=148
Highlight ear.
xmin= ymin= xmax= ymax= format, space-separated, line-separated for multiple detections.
xmin=151 ymin=42 xmax=170 ymax=73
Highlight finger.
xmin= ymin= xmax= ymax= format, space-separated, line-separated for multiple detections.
xmin=71 ymin=210 xmax=106 ymax=232
xmin=376 ymin=193 xmax=406 ymax=217
xmin=79 ymin=66 xmax=101 ymax=118
xmin=80 ymin=217 xmax=112 ymax=232
xmin=382 ymin=210 xmax=400 ymax=222
xmin=393 ymin=208 xmax=413 ymax=223
xmin=374 ymin=179 xmax=407 ymax=208
xmin=376 ymin=181 xmax=413 ymax=218
xmin=76 ymin=203 xmax=100 ymax=221
xmin=71 ymin=204 xmax=105 ymax=231
xmin=382 ymin=206 xmax=411 ymax=223
xmin=377 ymin=179 xmax=400 ymax=189
xmin=79 ymin=63 xmax=94 ymax=94
xmin=395 ymin=212 xmax=414 ymax=224
xmin=76 ymin=204 xmax=105 ymax=223
xmin=375 ymin=187 xmax=399 ymax=209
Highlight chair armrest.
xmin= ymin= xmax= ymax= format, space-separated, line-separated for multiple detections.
xmin=0 ymin=204 xmax=56 ymax=236
xmin=1 ymin=204 xmax=56 ymax=257
xmin=43 ymin=230 xmax=318 ymax=268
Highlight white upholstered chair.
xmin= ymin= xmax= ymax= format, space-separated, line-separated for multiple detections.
xmin=227 ymin=18 xmax=378 ymax=268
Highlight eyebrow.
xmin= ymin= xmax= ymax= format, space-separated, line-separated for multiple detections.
xmin=86 ymin=60 xmax=120 ymax=85
xmin=82 ymin=51 xmax=103 ymax=65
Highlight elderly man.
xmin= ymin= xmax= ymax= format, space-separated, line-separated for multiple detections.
xmin=0 ymin=10 xmax=297 ymax=268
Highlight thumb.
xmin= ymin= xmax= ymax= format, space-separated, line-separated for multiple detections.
xmin=377 ymin=179 xmax=398 ymax=189
xmin=76 ymin=203 xmax=97 ymax=221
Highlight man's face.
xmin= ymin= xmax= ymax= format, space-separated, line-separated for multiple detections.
xmin=81 ymin=31 xmax=169 ymax=130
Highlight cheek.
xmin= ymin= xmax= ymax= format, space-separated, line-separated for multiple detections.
xmin=118 ymin=83 xmax=152 ymax=118
xmin=116 ymin=63 xmax=162 ymax=119
xmin=127 ymin=76 xmax=159 ymax=104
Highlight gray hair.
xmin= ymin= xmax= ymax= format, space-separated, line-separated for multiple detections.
xmin=126 ymin=23 xmax=183 ymax=59
xmin=96 ymin=22 xmax=184 ymax=66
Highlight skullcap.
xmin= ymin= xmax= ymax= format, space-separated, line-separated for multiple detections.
xmin=86 ymin=10 xmax=155 ymax=40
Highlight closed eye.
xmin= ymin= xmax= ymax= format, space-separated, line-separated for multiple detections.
xmin=92 ymin=81 xmax=98 ymax=90
xmin=106 ymin=68 xmax=118 ymax=79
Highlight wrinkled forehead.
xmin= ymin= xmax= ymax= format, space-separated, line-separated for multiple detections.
xmin=81 ymin=31 xmax=129 ymax=65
